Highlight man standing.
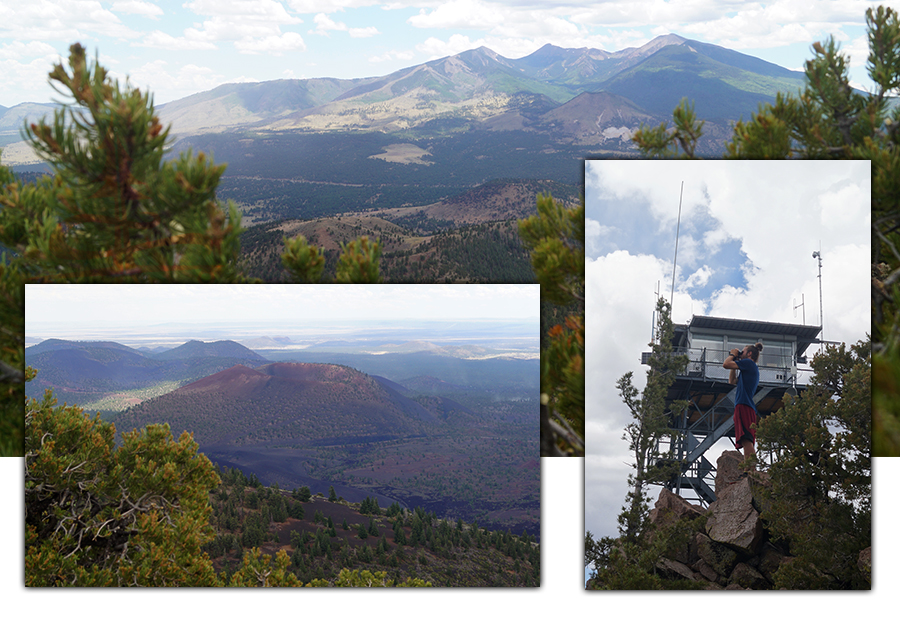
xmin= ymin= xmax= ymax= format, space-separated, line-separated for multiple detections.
xmin=724 ymin=343 xmax=764 ymax=468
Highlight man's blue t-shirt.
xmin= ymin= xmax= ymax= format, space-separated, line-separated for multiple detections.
xmin=734 ymin=358 xmax=760 ymax=412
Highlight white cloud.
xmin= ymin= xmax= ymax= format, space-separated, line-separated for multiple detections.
xmin=683 ymin=265 xmax=713 ymax=291
xmin=0 ymin=42 xmax=61 ymax=105
xmin=311 ymin=12 xmax=347 ymax=36
xmin=416 ymin=34 xmax=486 ymax=58
xmin=140 ymin=30 xmax=218 ymax=51
xmin=235 ymin=32 xmax=306 ymax=54
xmin=124 ymin=60 xmax=227 ymax=103
xmin=0 ymin=0 xmax=141 ymax=41
xmin=0 ymin=40 xmax=58 ymax=61
xmin=817 ymin=179 xmax=870 ymax=230
xmin=349 ymin=26 xmax=380 ymax=38
xmin=179 ymin=0 xmax=305 ymax=55
xmin=287 ymin=0 xmax=379 ymax=12
xmin=111 ymin=1 xmax=163 ymax=19
xmin=408 ymin=0 xmax=505 ymax=30
xmin=309 ymin=12 xmax=379 ymax=38
xmin=585 ymin=217 xmax=618 ymax=258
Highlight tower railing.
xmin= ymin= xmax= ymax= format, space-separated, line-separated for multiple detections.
xmin=676 ymin=347 xmax=795 ymax=386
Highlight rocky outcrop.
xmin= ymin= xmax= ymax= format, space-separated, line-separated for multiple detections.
xmin=594 ymin=449 xmax=870 ymax=590
xmin=646 ymin=451 xmax=777 ymax=589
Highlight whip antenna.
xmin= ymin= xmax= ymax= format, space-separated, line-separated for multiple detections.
xmin=812 ymin=245 xmax=824 ymax=343
xmin=670 ymin=181 xmax=684 ymax=309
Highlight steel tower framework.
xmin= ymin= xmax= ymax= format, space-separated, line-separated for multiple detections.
xmin=644 ymin=315 xmax=821 ymax=506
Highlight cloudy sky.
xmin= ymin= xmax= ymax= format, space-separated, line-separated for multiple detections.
xmin=25 ymin=283 xmax=539 ymax=333
xmin=584 ymin=159 xmax=871 ymax=548
xmin=0 ymin=0 xmax=887 ymax=107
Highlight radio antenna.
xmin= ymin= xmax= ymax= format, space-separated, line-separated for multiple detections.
xmin=670 ymin=181 xmax=684 ymax=308
xmin=793 ymin=294 xmax=805 ymax=325
xmin=812 ymin=245 xmax=824 ymax=342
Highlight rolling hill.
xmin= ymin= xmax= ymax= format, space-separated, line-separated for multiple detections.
xmin=114 ymin=361 xmax=454 ymax=447
xmin=114 ymin=359 xmax=539 ymax=537
xmin=25 ymin=339 xmax=271 ymax=413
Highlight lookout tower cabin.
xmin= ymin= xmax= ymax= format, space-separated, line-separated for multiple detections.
xmin=642 ymin=315 xmax=821 ymax=506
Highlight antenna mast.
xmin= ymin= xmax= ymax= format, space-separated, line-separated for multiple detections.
xmin=812 ymin=247 xmax=823 ymax=342
xmin=652 ymin=281 xmax=661 ymax=343
xmin=670 ymin=181 xmax=684 ymax=308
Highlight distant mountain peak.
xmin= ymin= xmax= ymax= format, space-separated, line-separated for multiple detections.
xmin=154 ymin=339 xmax=267 ymax=361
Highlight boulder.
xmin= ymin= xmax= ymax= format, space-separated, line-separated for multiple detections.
xmin=706 ymin=477 xmax=764 ymax=555
xmin=715 ymin=450 xmax=746 ymax=494
xmin=647 ymin=488 xmax=704 ymax=565
xmin=858 ymin=546 xmax=871 ymax=585
xmin=648 ymin=488 xmax=704 ymax=528
xmin=696 ymin=532 xmax=738 ymax=577
xmin=729 ymin=562 xmax=771 ymax=590
xmin=757 ymin=543 xmax=789 ymax=583
xmin=692 ymin=558 xmax=722 ymax=584
xmin=655 ymin=557 xmax=701 ymax=583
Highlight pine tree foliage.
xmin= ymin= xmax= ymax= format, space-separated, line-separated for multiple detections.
xmin=0 ymin=225 xmax=25 ymax=455
xmin=585 ymin=515 xmax=705 ymax=590
xmin=519 ymin=193 xmax=584 ymax=456
xmin=25 ymin=382 xmax=222 ymax=586
xmin=755 ymin=341 xmax=871 ymax=589
xmin=280 ymin=234 xmax=326 ymax=283
xmin=631 ymin=98 xmax=706 ymax=159
xmin=615 ymin=298 xmax=689 ymax=543
xmin=11 ymin=43 xmax=244 ymax=284
xmin=281 ymin=234 xmax=382 ymax=283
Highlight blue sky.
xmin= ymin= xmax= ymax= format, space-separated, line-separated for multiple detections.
xmin=584 ymin=159 xmax=871 ymax=552
xmin=0 ymin=0 xmax=889 ymax=107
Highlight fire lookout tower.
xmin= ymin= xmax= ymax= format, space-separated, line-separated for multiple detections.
xmin=643 ymin=315 xmax=821 ymax=506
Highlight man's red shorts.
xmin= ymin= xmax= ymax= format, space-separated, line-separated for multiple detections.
xmin=733 ymin=404 xmax=758 ymax=449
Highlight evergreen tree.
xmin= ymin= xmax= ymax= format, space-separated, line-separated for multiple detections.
xmin=518 ymin=193 xmax=584 ymax=456
xmin=755 ymin=340 xmax=871 ymax=589
xmin=25 ymin=385 xmax=221 ymax=586
xmin=282 ymin=234 xmax=382 ymax=283
xmin=615 ymin=297 xmax=688 ymax=542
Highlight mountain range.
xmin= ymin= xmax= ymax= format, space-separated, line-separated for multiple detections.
xmin=154 ymin=35 xmax=804 ymax=141
xmin=2 ymin=34 xmax=805 ymax=165
xmin=24 ymin=338 xmax=269 ymax=413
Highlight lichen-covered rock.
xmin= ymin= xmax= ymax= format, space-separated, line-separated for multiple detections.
xmin=714 ymin=450 xmax=746 ymax=494
xmin=706 ymin=477 xmax=764 ymax=555
xmin=649 ymin=488 xmax=704 ymax=528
